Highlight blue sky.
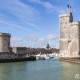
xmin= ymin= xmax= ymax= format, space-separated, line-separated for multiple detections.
xmin=0 ymin=0 xmax=80 ymax=48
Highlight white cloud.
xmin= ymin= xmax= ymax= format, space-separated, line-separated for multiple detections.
xmin=11 ymin=38 xmax=24 ymax=47
xmin=29 ymin=0 xmax=66 ymax=13
xmin=34 ymin=38 xmax=46 ymax=48
xmin=27 ymin=34 xmax=38 ymax=41
xmin=26 ymin=34 xmax=59 ymax=48
xmin=11 ymin=34 xmax=59 ymax=48
xmin=0 ymin=0 xmax=40 ymax=29
xmin=30 ymin=0 xmax=54 ymax=9
xmin=0 ymin=20 xmax=33 ymax=32
xmin=30 ymin=0 xmax=40 ymax=3
xmin=45 ymin=35 xmax=57 ymax=40
xmin=26 ymin=22 xmax=39 ymax=28
xmin=0 ymin=0 xmax=39 ymax=19
xmin=11 ymin=38 xmax=22 ymax=42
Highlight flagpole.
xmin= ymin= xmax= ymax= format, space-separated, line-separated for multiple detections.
xmin=67 ymin=4 xmax=69 ymax=13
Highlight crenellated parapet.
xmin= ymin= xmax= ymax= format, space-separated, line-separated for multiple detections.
xmin=59 ymin=11 xmax=72 ymax=18
xmin=69 ymin=21 xmax=80 ymax=26
xmin=0 ymin=33 xmax=11 ymax=37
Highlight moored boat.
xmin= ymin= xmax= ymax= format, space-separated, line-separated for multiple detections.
xmin=36 ymin=53 xmax=50 ymax=60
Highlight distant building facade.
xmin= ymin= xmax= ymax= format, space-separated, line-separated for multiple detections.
xmin=12 ymin=47 xmax=27 ymax=54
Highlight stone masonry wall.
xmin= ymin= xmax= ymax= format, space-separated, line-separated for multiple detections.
xmin=59 ymin=12 xmax=80 ymax=58
xmin=0 ymin=33 xmax=11 ymax=52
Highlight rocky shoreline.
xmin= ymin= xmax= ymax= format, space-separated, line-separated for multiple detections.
xmin=60 ymin=57 xmax=80 ymax=64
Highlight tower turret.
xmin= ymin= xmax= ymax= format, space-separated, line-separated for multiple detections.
xmin=0 ymin=33 xmax=11 ymax=52
xmin=59 ymin=12 xmax=80 ymax=58
xmin=59 ymin=12 xmax=73 ymax=38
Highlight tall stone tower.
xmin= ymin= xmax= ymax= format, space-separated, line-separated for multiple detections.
xmin=59 ymin=12 xmax=80 ymax=59
xmin=0 ymin=33 xmax=11 ymax=52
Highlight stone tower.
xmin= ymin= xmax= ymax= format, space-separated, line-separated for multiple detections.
xmin=0 ymin=33 xmax=11 ymax=52
xmin=59 ymin=12 xmax=80 ymax=58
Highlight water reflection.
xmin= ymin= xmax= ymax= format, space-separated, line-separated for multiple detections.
xmin=0 ymin=62 xmax=27 ymax=80
xmin=0 ymin=59 xmax=80 ymax=80
xmin=60 ymin=61 xmax=80 ymax=80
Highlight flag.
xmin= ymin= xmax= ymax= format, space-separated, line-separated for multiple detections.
xmin=70 ymin=6 xmax=71 ymax=8
xmin=67 ymin=4 xmax=71 ymax=9
xmin=67 ymin=4 xmax=69 ymax=8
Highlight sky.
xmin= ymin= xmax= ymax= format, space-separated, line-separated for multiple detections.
xmin=0 ymin=0 xmax=80 ymax=48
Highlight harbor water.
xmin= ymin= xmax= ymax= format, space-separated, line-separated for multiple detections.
xmin=0 ymin=59 xmax=80 ymax=80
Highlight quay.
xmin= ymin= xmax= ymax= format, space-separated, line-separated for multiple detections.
xmin=0 ymin=33 xmax=59 ymax=63
xmin=0 ymin=56 xmax=36 ymax=63
xmin=0 ymin=52 xmax=36 ymax=63
xmin=0 ymin=33 xmax=36 ymax=62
